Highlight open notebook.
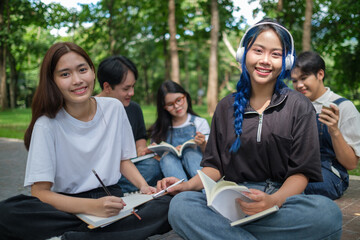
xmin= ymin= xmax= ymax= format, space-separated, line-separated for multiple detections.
xmin=76 ymin=193 xmax=154 ymax=228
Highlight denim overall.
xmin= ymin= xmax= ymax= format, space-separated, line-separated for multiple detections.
xmin=305 ymin=98 xmax=349 ymax=199
xmin=160 ymin=115 xmax=203 ymax=180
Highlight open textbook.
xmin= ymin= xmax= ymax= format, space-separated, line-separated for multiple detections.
xmin=148 ymin=139 xmax=197 ymax=158
xmin=130 ymin=153 xmax=157 ymax=164
xmin=197 ymin=170 xmax=279 ymax=226
xmin=76 ymin=193 xmax=154 ymax=229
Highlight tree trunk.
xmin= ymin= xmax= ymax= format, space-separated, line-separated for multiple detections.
xmin=7 ymin=1 xmax=15 ymax=108
xmin=107 ymin=0 xmax=116 ymax=55
xmin=197 ymin=64 xmax=203 ymax=105
xmin=163 ymin=35 xmax=170 ymax=81
xmin=196 ymin=38 xmax=203 ymax=106
xmin=302 ymin=0 xmax=313 ymax=51
xmin=222 ymin=31 xmax=236 ymax=59
xmin=184 ymin=47 xmax=190 ymax=92
xmin=142 ymin=63 xmax=150 ymax=104
xmin=219 ymin=71 xmax=230 ymax=92
xmin=277 ymin=0 xmax=283 ymax=12
xmin=206 ymin=0 xmax=219 ymax=116
xmin=0 ymin=0 xmax=8 ymax=109
xmin=8 ymin=50 xmax=17 ymax=108
xmin=277 ymin=0 xmax=283 ymax=21
xmin=168 ymin=0 xmax=180 ymax=84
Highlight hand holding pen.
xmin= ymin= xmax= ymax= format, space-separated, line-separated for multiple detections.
xmin=156 ymin=177 xmax=186 ymax=197
xmin=91 ymin=169 xmax=127 ymax=218
xmin=193 ymin=131 xmax=209 ymax=146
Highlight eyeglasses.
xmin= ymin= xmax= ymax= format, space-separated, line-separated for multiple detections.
xmin=164 ymin=95 xmax=186 ymax=110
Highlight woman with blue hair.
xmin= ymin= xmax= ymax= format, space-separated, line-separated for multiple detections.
xmin=157 ymin=19 xmax=342 ymax=239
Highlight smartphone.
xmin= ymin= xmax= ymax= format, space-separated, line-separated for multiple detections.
xmin=322 ymin=102 xmax=336 ymax=112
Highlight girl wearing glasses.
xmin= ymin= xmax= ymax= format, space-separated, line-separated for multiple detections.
xmin=148 ymin=80 xmax=210 ymax=180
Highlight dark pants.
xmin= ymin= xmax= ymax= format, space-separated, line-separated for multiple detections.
xmin=306 ymin=112 xmax=349 ymax=200
xmin=0 ymin=185 xmax=172 ymax=240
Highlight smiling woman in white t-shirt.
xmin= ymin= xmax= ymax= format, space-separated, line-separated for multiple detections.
xmin=0 ymin=42 xmax=171 ymax=240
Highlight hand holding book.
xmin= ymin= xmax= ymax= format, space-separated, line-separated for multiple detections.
xmin=235 ymin=188 xmax=279 ymax=216
xmin=197 ymin=170 xmax=279 ymax=226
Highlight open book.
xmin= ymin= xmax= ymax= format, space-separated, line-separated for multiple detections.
xmin=130 ymin=153 xmax=157 ymax=164
xmin=197 ymin=170 xmax=279 ymax=226
xmin=148 ymin=139 xmax=197 ymax=158
xmin=76 ymin=193 xmax=154 ymax=228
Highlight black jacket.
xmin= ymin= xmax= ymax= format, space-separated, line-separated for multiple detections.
xmin=201 ymin=88 xmax=322 ymax=183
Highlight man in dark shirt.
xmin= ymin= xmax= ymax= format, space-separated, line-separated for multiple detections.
xmin=97 ymin=56 xmax=163 ymax=193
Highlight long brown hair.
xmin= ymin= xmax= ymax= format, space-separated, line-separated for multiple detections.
xmin=24 ymin=42 xmax=95 ymax=150
xmin=148 ymin=80 xmax=199 ymax=143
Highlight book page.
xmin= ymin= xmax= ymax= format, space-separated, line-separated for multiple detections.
xmin=211 ymin=181 xmax=252 ymax=203
xmin=131 ymin=153 xmax=156 ymax=163
xmin=230 ymin=205 xmax=279 ymax=227
xmin=76 ymin=194 xmax=153 ymax=228
xmin=179 ymin=139 xmax=197 ymax=156
xmin=211 ymin=189 xmax=249 ymax=222
xmin=197 ymin=170 xmax=217 ymax=204
xmin=148 ymin=142 xmax=180 ymax=157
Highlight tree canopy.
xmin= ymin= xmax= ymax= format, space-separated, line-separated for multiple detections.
xmin=0 ymin=0 xmax=359 ymax=111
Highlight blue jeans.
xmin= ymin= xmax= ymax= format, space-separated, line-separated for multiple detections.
xmin=118 ymin=158 xmax=163 ymax=193
xmin=160 ymin=147 xmax=202 ymax=180
xmin=162 ymin=114 xmax=203 ymax=180
xmin=310 ymin=112 xmax=349 ymax=200
xmin=169 ymin=182 xmax=342 ymax=240
xmin=305 ymin=167 xmax=347 ymax=200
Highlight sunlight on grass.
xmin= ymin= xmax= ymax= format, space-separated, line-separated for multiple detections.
xmin=0 ymin=105 xmax=212 ymax=139
xmin=0 ymin=109 xmax=31 ymax=139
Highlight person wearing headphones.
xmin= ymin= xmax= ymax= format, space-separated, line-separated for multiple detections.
xmin=292 ymin=51 xmax=360 ymax=200
xmin=97 ymin=56 xmax=163 ymax=193
xmin=156 ymin=19 xmax=342 ymax=239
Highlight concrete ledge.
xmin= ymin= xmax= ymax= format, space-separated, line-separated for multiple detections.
xmin=349 ymin=175 xmax=360 ymax=180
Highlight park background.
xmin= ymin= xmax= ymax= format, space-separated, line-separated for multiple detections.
xmin=0 ymin=0 xmax=359 ymax=176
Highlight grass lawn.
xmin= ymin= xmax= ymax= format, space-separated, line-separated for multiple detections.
xmin=1 ymin=106 xmax=359 ymax=176
xmin=0 ymin=108 xmax=32 ymax=139
xmin=0 ymin=105 xmax=211 ymax=139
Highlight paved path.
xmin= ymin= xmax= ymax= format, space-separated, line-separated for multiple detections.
xmin=0 ymin=137 xmax=30 ymax=200
xmin=0 ymin=137 xmax=359 ymax=239
xmin=335 ymin=175 xmax=360 ymax=240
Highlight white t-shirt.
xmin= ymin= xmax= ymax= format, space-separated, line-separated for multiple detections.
xmin=24 ymin=97 xmax=136 ymax=194
xmin=173 ymin=114 xmax=211 ymax=141
xmin=313 ymin=87 xmax=360 ymax=157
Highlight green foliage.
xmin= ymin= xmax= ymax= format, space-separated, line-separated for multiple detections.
xmin=1 ymin=0 xmax=70 ymax=108
xmin=1 ymin=0 xmax=359 ymax=109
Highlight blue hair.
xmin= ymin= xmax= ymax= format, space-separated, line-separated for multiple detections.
xmin=230 ymin=20 xmax=294 ymax=153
